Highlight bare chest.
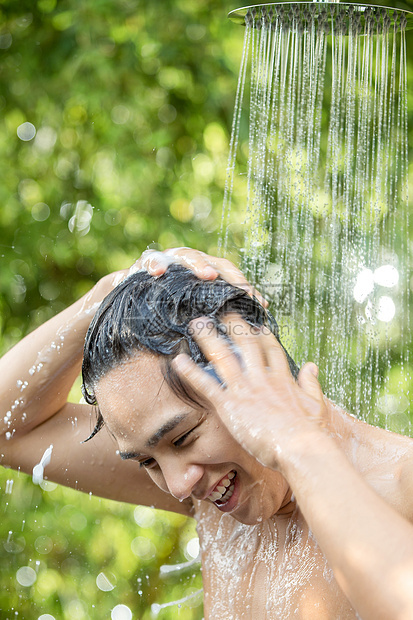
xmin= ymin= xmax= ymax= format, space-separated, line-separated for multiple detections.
xmin=196 ymin=505 xmax=357 ymax=620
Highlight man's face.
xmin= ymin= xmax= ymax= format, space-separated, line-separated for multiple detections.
xmin=95 ymin=353 xmax=290 ymax=525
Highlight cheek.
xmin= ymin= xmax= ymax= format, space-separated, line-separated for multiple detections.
xmin=203 ymin=416 xmax=239 ymax=448
xmin=147 ymin=468 xmax=168 ymax=493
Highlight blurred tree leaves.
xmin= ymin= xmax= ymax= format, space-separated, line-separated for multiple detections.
xmin=0 ymin=472 xmax=202 ymax=618
xmin=0 ymin=0 xmax=246 ymax=351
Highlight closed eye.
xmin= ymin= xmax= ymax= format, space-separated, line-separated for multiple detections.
xmin=138 ymin=430 xmax=195 ymax=467
xmin=139 ymin=419 xmax=204 ymax=466
xmin=173 ymin=428 xmax=196 ymax=448
xmin=139 ymin=458 xmax=156 ymax=469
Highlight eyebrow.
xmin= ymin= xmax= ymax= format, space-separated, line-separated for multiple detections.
xmin=119 ymin=413 xmax=189 ymax=460
xmin=119 ymin=450 xmax=142 ymax=460
xmin=146 ymin=413 xmax=188 ymax=448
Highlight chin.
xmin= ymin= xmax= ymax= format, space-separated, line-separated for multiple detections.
xmin=233 ymin=513 xmax=266 ymax=526
xmin=229 ymin=500 xmax=280 ymax=526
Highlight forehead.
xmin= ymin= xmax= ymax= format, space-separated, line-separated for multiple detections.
xmin=94 ymin=353 xmax=191 ymax=442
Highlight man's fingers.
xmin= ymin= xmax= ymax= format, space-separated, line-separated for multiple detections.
xmin=165 ymin=248 xmax=269 ymax=305
xmin=130 ymin=248 xmax=214 ymax=278
xmin=204 ymin=257 xmax=268 ymax=307
xmin=219 ymin=314 xmax=266 ymax=377
xmin=188 ymin=317 xmax=244 ymax=385
xmin=164 ymin=248 xmax=218 ymax=279
xmin=258 ymin=326 xmax=294 ymax=378
xmin=172 ymin=354 xmax=222 ymax=402
xmin=297 ymin=363 xmax=323 ymax=403
xmin=128 ymin=250 xmax=170 ymax=276
xmin=130 ymin=247 xmax=268 ymax=307
xmin=140 ymin=250 xmax=173 ymax=275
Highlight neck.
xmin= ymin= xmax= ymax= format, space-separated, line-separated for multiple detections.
xmin=276 ymin=487 xmax=297 ymax=518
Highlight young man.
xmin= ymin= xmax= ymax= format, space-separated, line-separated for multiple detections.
xmin=1 ymin=248 xmax=413 ymax=620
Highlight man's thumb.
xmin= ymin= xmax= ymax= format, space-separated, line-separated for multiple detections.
xmin=297 ymin=363 xmax=323 ymax=401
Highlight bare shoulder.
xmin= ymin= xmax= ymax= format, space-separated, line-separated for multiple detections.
xmin=375 ymin=427 xmax=413 ymax=522
xmin=1 ymin=401 xmax=193 ymax=518
xmin=358 ymin=420 xmax=413 ymax=520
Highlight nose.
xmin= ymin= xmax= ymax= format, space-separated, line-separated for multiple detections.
xmin=162 ymin=462 xmax=204 ymax=502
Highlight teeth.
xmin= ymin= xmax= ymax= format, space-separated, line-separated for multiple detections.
xmin=216 ymin=483 xmax=234 ymax=504
xmin=209 ymin=491 xmax=223 ymax=501
xmin=208 ymin=471 xmax=236 ymax=504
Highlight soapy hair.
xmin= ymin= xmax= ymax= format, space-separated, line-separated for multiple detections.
xmin=81 ymin=265 xmax=298 ymax=440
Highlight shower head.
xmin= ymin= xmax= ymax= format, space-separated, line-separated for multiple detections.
xmin=228 ymin=2 xmax=413 ymax=33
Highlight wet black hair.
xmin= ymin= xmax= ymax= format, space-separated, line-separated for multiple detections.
xmin=81 ymin=264 xmax=298 ymax=440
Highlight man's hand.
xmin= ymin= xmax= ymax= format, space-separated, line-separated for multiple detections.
xmin=173 ymin=313 xmax=327 ymax=472
xmin=129 ymin=247 xmax=268 ymax=307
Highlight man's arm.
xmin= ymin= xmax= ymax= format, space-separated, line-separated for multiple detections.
xmin=0 ymin=271 xmax=124 ymax=439
xmin=0 ymin=269 xmax=185 ymax=513
xmin=175 ymin=314 xmax=413 ymax=620
xmin=1 ymin=248 xmax=258 ymax=442
xmin=279 ymin=430 xmax=413 ymax=620
xmin=1 ymin=249 xmax=256 ymax=515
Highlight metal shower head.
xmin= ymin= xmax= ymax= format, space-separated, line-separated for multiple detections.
xmin=228 ymin=2 xmax=413 ymax=34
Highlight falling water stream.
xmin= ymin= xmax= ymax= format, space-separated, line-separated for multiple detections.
xmin=221 ymin=3 xmax=411 ymax=425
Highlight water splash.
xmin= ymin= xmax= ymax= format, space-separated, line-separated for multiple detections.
xmin=222 ymin=9 xmax=410 ymax=425
xmin=150 ymin=588 xmax=203 ymax=617
xmin=159 ymin=556 xmax=201 ymax=576
xmin=32 ymin=444 xmax=53 ymax=485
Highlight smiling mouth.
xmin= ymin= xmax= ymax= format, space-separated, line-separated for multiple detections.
xmin=207 ymin=471 xmax=236 ymax=505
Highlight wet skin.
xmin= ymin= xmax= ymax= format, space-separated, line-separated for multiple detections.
xmin=95 ymin=352 xmax=294 ymax=526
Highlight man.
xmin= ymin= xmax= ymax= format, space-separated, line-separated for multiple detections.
xmin=1 ymin=247 xmax=413 ymax=619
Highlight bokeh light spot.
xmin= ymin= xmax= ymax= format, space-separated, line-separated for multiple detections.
xmin=0 ymin=32 xmax=12 ymax=49
xmin=17 ymin=122 xmax=36 ymax=141
xmin=170 ymin=198 xmax=193 ymax=223
xmin=130 ymin=536 xmax=156 ymax=560
xmin=374 ymin=265 xmax=399 ymax=288
xmin=35 ymin=535 xmax=53 ymax=555
xmin=186 ymin=537 xmax=200 ymax=559
xmin=186 ymin=24 xmax=206 ymax=41
xmin=96 ymin=572 xmax=116 ymax=592
xmin=34 ymin=126 xmax=57 ymax=153
xmin=111 ymin=604 xmax=132 ymax=620
xmin=377 ymin=296 xmax=396 ymax=322
xmin=31 ymin=202 xmax=50 ymax=222
xmin=16 ymin=566 xmax=37 ymax=587
xmin=69 ymin=511 xmax=87 ymax=531
xmin=39 ymin=281 xmax=60 ymax=301
xmin=133 ymin=506 xmax=155 ymax=528
xmin=39 ymin=479 xmax=58 ymax=492
xmin=158 ymin=103 xmax=177 ymax=124
xmin=353 ymin=268 xmax=374 ymax=303
xmin=111 ymin=105 xmax=130 ymax=125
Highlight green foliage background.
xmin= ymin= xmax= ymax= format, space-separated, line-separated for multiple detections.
xmin=0 ymin=1 xmax=247 ymax=617
xmin=0 ymin=0 xmax=412 ymax=618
